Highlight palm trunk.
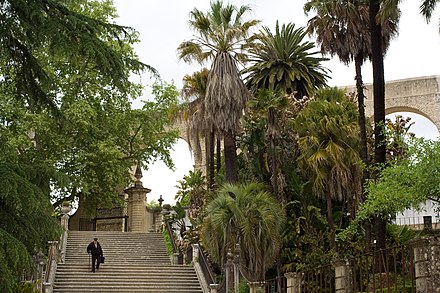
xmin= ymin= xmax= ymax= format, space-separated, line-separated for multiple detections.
xmin=370 ymin=0 xmax=387 ymax=251
xmin=216 ymin=138 xmax=221 ymax=175
xmin=355 ymin=54 xmax=368 ymax=170
xmin=355 ymin=54 xmax=372 ymax=251
xmin=326 ymin=195 xmax=336 ymax=250
xmin=224 ymin=132 xmax=238 ymax=183
xmin=208 ymin=131 xmax=215 ymax=191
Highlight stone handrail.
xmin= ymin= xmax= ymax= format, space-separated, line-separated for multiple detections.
xmin=59 ymin=230 xmax=68 ymax=264
xmin=42 ymin=240 xmax=59 ymax=293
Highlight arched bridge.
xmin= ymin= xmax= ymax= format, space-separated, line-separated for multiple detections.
xmin=352 ymin=75 xmax=440 ymax=129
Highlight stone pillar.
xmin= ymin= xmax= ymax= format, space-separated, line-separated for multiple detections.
xmin=209 ymin=284 xmax=220 ymax=293
xmin=413 ymin=237 xmax=440 ymax=293
xmin=60 ymin=201 xmax=71 ymax=230
xmin=233 ymin=243 xmax=241 ymax=293
xmin=285 ymin=272 xmax=302 ymax=293
xmin=248 ymin=282 xmax=265 ymax=293
xmin=225 ymin=249 xmax=234 ymax=292
xmin=334 ymin=260 xmax=353 ymax=293
xmin=125 ymin=165 xmax=151 ymax=232
xmin=192 ymin=244 xmax=200 ymax=263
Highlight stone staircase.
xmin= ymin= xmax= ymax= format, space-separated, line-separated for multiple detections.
xmin=53 ymin=231 xmax=203 ymax=292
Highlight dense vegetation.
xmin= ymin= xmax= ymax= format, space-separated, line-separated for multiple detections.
xmin=1 ymin=0 xmax=439 ymax=290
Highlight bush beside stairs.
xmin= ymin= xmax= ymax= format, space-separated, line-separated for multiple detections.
xmin=53 ymin=231 xmax=203 ymax=292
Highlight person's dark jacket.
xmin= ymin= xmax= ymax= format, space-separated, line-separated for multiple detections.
xmin=87 ymin=241 xmax=103 ymax=256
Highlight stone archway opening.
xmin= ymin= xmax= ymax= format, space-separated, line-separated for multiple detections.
xmin=386 ymin=111 xmax=440 ymax=228
xmin=385 ymin=110 xmax=439 ymax=140
xmin=142 ymin=138 xmax=194 ymax=205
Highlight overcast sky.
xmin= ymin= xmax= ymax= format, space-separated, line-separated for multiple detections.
xmin=112 ymin=0 xmax=440 ymax=204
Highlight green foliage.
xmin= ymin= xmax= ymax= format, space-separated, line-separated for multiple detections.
xmin=162 ymin=228 xmax=174 ymax=256
xmin=201 ymin=182 xmax=285 ymax=281
xmin=0 ymin=1 xmax=178 ymax=289
xmin=243 ymin=21 xmax=329 ymax=97
xmin=294 ymin=87 xmax=362 ymax=201
xmin=238 ymin=279 xmax=250 ymax=293
xmin=0 ymin=163 xmax=60 ymax=293
xmin=174 ymin=170 xmax=207 ymax=217
xmin=341 ymin=138 xmax=440 ymax=240
xmin=15 ymin=281 xmax=40 ymax=293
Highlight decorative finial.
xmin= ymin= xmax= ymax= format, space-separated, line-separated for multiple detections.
xmin=135 ymin=163 xmax=143 ymax=181
xmin=158 ymin=195 xmax=164 ymax=206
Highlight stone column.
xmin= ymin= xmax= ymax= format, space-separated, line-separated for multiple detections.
xmin=60 ymin=201 xmax=71 ymax=230
xmin=125 ymin=165 xmax=151 ymax=232
xmin=413 ymin=237 xmax=440 ymax=293
xmin=248 ymin=282 xmax=265 ymax=293
xmin=334 ymin=260 xmax=353 ymax=293
xmin=285 ymin=272 xmax=302 ymax=293
xmin=209 ymin=284 xmax=220 ymax=293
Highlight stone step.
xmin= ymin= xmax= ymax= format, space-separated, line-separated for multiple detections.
xmin=54 ymin=231 xmax=201 ymax=293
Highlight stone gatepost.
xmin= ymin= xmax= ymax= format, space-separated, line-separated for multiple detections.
xmin=60 ymin=201 xmax=71 ymax=230
xmin=248 ymin=282 xmax=265 ymax=293
xmin=209 ymin=284 xmax=220 ymax=293
xmin=285 ymin=272 xmax=302 ymax=293
xmin=413 ymin=237 xmax=440 ymax=293
xmin=334 ymin=260 xmax=353 ymax=293
xmin=125 ymin=165 xmax=151 ymax=232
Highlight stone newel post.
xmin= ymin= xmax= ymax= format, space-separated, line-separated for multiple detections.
xmin=334 ymin=260 xmax=353 ymax=293
xmin=285 ymin=272 xmax=302 ymax=293
xmin=60 ymin=201 xmax=71 ymax=230
xmin=125 ymin=165 xmax=151 ymax=232
xmin=413 ymin=237 xmax=440 ymax=293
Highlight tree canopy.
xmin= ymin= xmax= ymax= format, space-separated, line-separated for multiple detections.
xmin=0 ymin=1 xmax=178 ymax=290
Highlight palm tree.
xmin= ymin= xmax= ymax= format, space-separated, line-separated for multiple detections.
xmin=181 ymin=69 xmax=216 ymax=190
xmin=243 ymin=21 xmax=329 ymax=98
xmin=294 ymin=87 xmax=362 ymax=248
xmin=201 ymin=182 xmax=285 ymax=282
xmin=305 ymin=0 xmax=399 ymax=251
xmin=304 ymin=0 xmax=399 ymax=174
xmin=242 ymin=22 xmax=328 ymax=204
xmin=177 ymin=1 xmax=258 ymax=183
xmin=420 ymin=0 xmax=439 ymax=26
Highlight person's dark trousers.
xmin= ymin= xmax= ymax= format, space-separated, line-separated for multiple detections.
xmin=91 ymin=255 xmax=100 ymax=272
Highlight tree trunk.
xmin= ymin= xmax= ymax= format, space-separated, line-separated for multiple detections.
xmin=326 ymin=195 xmax=336 ymax=250
xmin=208 ymin=131 xmax=215 ymax=191
xmin=216 ymin=138 xmax=221 ymax=175
xmin=370 ymin=0 xmax=387 ymax=251
xmin=224 ymin=132 xmax=238 ymax=183
xmin=355 ymin=54 xmax=372 ymax=251
xmin=355 ymin=54 xmax=368 ymax=170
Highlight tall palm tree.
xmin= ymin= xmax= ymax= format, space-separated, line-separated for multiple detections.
xmin=304 ymin=0 xmax=399 ymax=174
xmin=201 ymin=182 xmax=285 ymax=282
xmin=305 ymin=0 xmax=399 ymax=251
xmin=243 ymin=21 xmax=329 ymax=98
xmin=177 ymin=1 xmax=258 ymax=183
xmin=294 ymin=87 xmax=362 ymax=248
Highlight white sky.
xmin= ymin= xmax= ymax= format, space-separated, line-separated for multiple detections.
xmin=112 ymin=0 xmax=440 ymax=204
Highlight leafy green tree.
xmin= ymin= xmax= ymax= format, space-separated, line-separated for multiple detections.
xmin=294 ymin=87 xmax=362 ymax=248
xmin=0 ymin=1 xmax=178 ymax=290
xmin=0 ymin=0 xmax=153 ymax=110
xmin=201 ymin=182 xmax=285 ymax=281
xmin=243 ymin=21 xmax=328 ymax=97
xmin=174 ymin=170 xmax=207 ymax=219
xmin=342 ymin=138 xmax=440 ymax=239
xmin=177 ymin=1 xmax=258 ymax=183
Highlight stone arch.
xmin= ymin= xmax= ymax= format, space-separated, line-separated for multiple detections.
xmin=343 ymin=75 xmax=440 ymax=132
xmin=171 ymin=118 xmax=206 ymax=175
